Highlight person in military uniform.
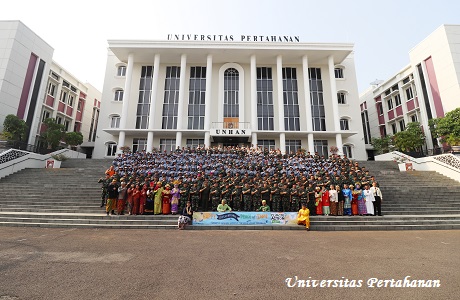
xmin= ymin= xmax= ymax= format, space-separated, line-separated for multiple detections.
xmin=242 ymin=183 xmax=252 ymax=211
xmin=232 ymin=180 xmax=242 ymax=211
xmin=280 ymin=184 xmax=290 ymax=212
xmin=251 ymin=183 xmax=260 ymax=211
xmin=306 ymin=183 xmax=316 ymax=216
xmin=271 ymin=183 xmax=281 ymax=212
xmin=98 ymin=174 xmax=111 ymax=208
xmin=260 ymin=182 xmax=271 ymax=210
xmin=298 ymin=183 xmax=308 ymax=208
xmin=179 ymin=182 xmax=189 ymax=213
xmin=189 ymin=183 xmax=200 ymax=212
xmin=290 ymin=184 xmax=300 ymax=212
xmin=199 ymin=181 xmax=210 ymax=211
xmin=210 ymin=182 xmax=221 ymax=211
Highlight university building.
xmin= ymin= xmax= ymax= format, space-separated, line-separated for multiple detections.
xmin=93 ymin=37 xmax=366 ymax=159
xmin=360 ymin=24 xmax=460 ymax=156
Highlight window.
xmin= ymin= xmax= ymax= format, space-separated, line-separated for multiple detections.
xmin=394 ymin=94 xmax=401 ymax=107
xmin=77 ymin=100 xmax=83 ymax=111
xmin=60 ymin=90 xmax=67 ymax=103
xmin=42 ymin=110 xmax=51 ymax=122
xmin=51 ymin=71 xmax=59 ymax=80
xmin=283 ymin=67 xmax=300 ymax=131
xmin=159 ymin=139 xmax=176 ymax=154
xmin=391 ymin=123 xmax=397 ymax=134
xmin=56 ymin=116 xmax=63 ymax=125
xmin=377 ymin=103 xmax=384 ymax=115
xmin=188 ymin=67 xmax=206 ymax=130
xmin=106 ymin=142 xmax=117 ymax=156
xmin=402 ymin=76 xmax=410 ymax=84
xmin=114 ymin=89 xmax=124 ymax=101
xmin=64 ymin=120 xmax=70 ymax=132
xmin=132 ymin=138 xmax=147 ymax=153
xmin=391 ymin=84 xmax=398 ymax=92
xmin=63 ymin=80 xmax=70 ymax=88
xmin=384 ymin=89 xmax=391 ymax=96
xmin=137 ymin=66 xmax=154 ymax=129
xmin=405 ymin=87 xmax=414 ymax=100
xmin=337 ymin=92 xmax=346 ymax=104
xmin=387 ymin=99 xmax=393 ymax=110
xmin=186 ymin=139 xmax=204 ymax=149
xmin=117 ymin=66 xmax=127 ymax=76
xmin=309 ymin=68 xmax=326 ymax=131
xmin=285 ymin=140 xmax=301 ymax=155
xmin=343 ymin=145 xmax=352 ymax=158
xmin=314 ymin=140 xmax=328 ymax=157
xmin=223 ymin=68 xmax=239 ymax=118
xmin=68 ymin=95 xmax=74 ymax=107
xmin=334 ymin=68 xmax=344 ymax=79
xmin=47 ymin=83 xmax=56 ymax=97
xmin=110 ymin=115 xmax=120 ymax=128
xmin=257 ymin=67 xmax=274 ymax=130
xmin=162 ymin=66 xmax=179 ymax=129
xmin=89 ymin=107 xmax=99 ymax=142
xmin=70 ymin=86 xmax=77 ymax=93
xmin=340 ymin=118 xmax=349 ymax=130
xmin=361 ymin=111 xmax=372 ymax=144
xmin=410 ymin=114 xmax=418 ymax=123
xmin=257 ymin=140 xmax=275 ymax=151
xmin=399 ymin=120 xmax=405 ymax=131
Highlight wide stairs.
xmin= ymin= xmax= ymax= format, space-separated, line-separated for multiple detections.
xmin=0 ymin=159 xmax=459 ymax=230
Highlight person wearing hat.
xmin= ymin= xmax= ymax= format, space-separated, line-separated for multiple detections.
xmin=342 ymin=184 xmax=352 ymax=216
xmin=116 ymin=181 xmax=128 ymax=215
xmin=106 ymin=179 xmax=119 ymax=216
xmin=314 ymin=186 xmax=323 ymax=216
xmin=350 ymin=184 xmax=359 ymax=216
xmin=153 ymin=182 xmax=164 ymax=215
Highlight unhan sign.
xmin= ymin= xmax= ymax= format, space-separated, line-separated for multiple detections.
xmin=211 ymin=129 xmax=251 ymax=136
xmin=167 ymin=34 xmax=300 ymax=43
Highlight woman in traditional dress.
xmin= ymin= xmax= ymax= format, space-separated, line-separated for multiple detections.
xmin=321 ymin=186 xmax=330 ymax=216
xmin=350 ymin=185 xmax=359 ymax=216
xmin=162 ymin=184 xmax=172 ymax=215
xmin=132 ymin=185 xmax=141 ymax=215
xmin=297 ymin=203 xmax=310 ymax=230
xmin=153 ymin=182 xmax=163 ymax=215
xmin=145 ymin=187 xmax=154 ymax=214
xmin=126 ymin=184 xmax=134 ymax=215
xmin=328 ymin=184 xmax=338 ymax=216
xmin=362 ymin=184 xmax=375 ymax=216
xmin=336 ymin=185 xmax=344 ymax=216
xmin=356 ymin=184 xmax=367 ymax=216
xmin=342 ymin=184 xmax=352 ymax=216
xmin=139 ymin=184 xmax=148 ymax=215
xmin=178 ymin=201 xmax=193 ymax=230
xmin=314 ymin=187 xmax=323 ymax=216
xmin=171 ymin=184 xmax=180 ymax=215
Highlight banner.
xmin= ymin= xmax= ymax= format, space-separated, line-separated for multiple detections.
xmin=193 ymin=212 xmax=271 ymax=226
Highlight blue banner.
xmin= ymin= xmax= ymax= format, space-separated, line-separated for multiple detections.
xmin=193 ymin=212 xmax=272 ymax=226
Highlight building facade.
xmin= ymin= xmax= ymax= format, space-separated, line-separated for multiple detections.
xmin=0 ymin=20 xmax=54 ymax=145
xmin=94 ymin=39 xmax=366 ymax=159
xmin=360 ymin=24 xmax=460 ymax=155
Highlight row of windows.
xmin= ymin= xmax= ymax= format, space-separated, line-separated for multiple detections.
xmin=385 ymin=86 xmax=415 ymax=111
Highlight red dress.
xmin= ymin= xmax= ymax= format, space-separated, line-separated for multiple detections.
xmin=315 ymin=192 xmax=323 ymax=215
xmin=132 ymin=189 xmax=140 ymax=215
xmin=162 ymin=189 xmax=171 ymax=214
xmin=139 ymin=188 xmax=147 ymax=215
xmin=351 ymin=192 xmax=359 ymax=215
xmin=321 ymin=191 xmax=330 ymax=208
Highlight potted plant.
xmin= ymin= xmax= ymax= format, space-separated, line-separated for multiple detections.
xmin=430 ymin=108 xmax=460 ymax=153
xmin=47 ymin=153 xmax=68 ymax=169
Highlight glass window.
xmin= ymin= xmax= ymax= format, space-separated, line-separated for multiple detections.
xmin=340 ymin=118 xmax=349 ymax=130
xmin=117 ymin=66 xmax=127 ymax=76
xmin=387 ymin=99 xmax=393 ymax=110
xmin=394 ymin=94 xmax=401 ymax=107
xmin=106 ymin=142 xmax=117 ymax=156
xmin=64 ymin=120 xmax=70 ymax=132
xmin=410 ymin=114 xmax=418 ymax=123
xmin=309 ymin=68 xmax=326 ymax=131
xmin=283 ymin=68 xmax=300 ymax=131
xmin=110 ymin=115 xmax=120 ymax=128
xmin=223 ymin=68 xmax=239 ymax=118
xmin=47 ymin=83 xmax=56 ymax=97
xmin=314 ymin=140 xmax=328 ymax=157
xmin=343 ymin=145 xmax=352 ymax=158
xmin=399 ymin=120 xmax=405 ymax=131
xmin=162 ymin=66 xmax=179 ymax=129
xmin=391 ymin=123 xmax=397 ymax=134
xmin=405 ymin=87 xmax=414 ymax=101
xmin=334 ymin=68 xmax=344 ymax=79
xmin=361 ymin=111 xmax=371 ymax=144
xmin=42 ymin=110 xmax=50 ymax=122
xmin=60 ymin=90 xmax=67 ymax=103
xmin=159 ymin=139 xmax=176 ymax=154
xmin=337 ymin=92 xmax=346 ymax=104
xmin=68 ymin=95 xmax=74 ymax=107
xmin=285 ymin=140 xmax=301 ymax=155
xmin=378 ymin=103 xmax=384 ymax=115
xmin=137 ymin=66 xmax=154 ymax=129
xmin=114 ymin=89 xmax=124 ymax=101
xmin=132 ymin=138 xmax=147 ymax=153
xmin=257 ymin=67 xmax=274 ymax=131
xmin=257 ymin=140 xmax=275 ymax=151
xmin=187 ymin=67 xmax=206 ymax=130
xmin=186 ymin=139 xmax=204 ymax=149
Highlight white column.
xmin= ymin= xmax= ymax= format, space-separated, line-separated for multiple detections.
xmin=117 ymin=53 xmax=134 ymax=151
xmin=279 ymin=133 xmax=286 ymax=154
xmin=204 ymin=54 xmax=213 ymax=148
xmin=328 ymin=55 xmax=342 ymax=153
xmin=176 ymin=54 xmax=187 ymax=149
xmin=302 ymin=55 xmax=315 ymax=153
xmin=250 ymin=54 xmax=258 ymax=148
xmin=276 ymin=55 xmax=285 ymax=132
xmin=146 ymin=53 xmax=161 ymax=152
xmin=251 ymin=132 xmax=258 ymax=148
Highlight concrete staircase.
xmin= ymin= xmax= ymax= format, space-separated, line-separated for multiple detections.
xmin=0 ymin=159 xmax=459 ymax=230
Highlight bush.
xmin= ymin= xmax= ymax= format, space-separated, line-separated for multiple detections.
xmin=3 ymin=114 xmax=28 ymax=141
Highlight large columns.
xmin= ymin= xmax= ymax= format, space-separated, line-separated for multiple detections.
xmin=276 ymin=55 xmax=285 ymax=153
xmin=250 ymin=54 xmax=258 ymax=148
xmin=146 ymin=53 xmax=161 ymax=152
xmin=328 ymin=55 xmax=342 ymax=153
xmin=302 ymin=55 xmax=315 ymax=153
xmin=117 ymin=53 xmax=134 ymax=151
xmin=204 ymin=54 xmax=213 ymax=148
xmin=176 ymin=54 xmax=187 ymax=149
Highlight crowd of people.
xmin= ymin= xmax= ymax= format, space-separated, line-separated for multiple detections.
xmin=98 ymin=145 xmax=384 ymax=229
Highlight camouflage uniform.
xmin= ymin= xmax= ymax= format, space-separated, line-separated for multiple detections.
xmin=290 ymin=186 xmax=300 ymax=212
xmin=271 ymin=184 xmax=281 ymax=212
xmin=210 ymin=185 xmax=221 ymax=211
xmin=242 ymin=185 xmax=252 ymax=211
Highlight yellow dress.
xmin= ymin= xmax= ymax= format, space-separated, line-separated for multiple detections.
xmin=297 ymin=208 xmax=310 ymax=229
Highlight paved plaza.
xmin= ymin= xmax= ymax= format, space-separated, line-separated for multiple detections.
xmin=0 ymin=228 xmax=459 ymax=300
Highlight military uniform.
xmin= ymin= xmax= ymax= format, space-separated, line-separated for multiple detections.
xmin=251 ymin=185 xmax=261 ymax=211
xmin=290 ymin=186 xmax=300 ymax=212
xmin=280 ymin=186 xmax=290 ymax=212
xmin=179 ymin=183 xmax=190 ymax=212
xmin=210 ymin=185 xmax=221 ymax=211
xmin=242 ymin=186 xmax=252 ymax=211
xmin=232 ymin=182 xmax=242 ymax=211
xmin=189 ymin=184 xmax=200 ymax=212
xmin=271 ymin=184 xmax=281 ymax=212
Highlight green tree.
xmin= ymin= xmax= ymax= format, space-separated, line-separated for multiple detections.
xmin=41 ymin=118 xmax=66 ymax=150
xmin=429 ymin=108 xmax=460 ymax=146
xmin=371 ymin=135 xmax=393 ymax=154
xmin=64 ymin=131 xmax=83 ymax=148
xmin=3 ymin=114 xmax=28 ymax=141
xmin=393 ymin=122 xmax=425 ymax=153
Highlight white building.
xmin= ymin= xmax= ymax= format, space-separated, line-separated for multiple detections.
xmin=94 ymin=37 xmax=366 ymax=159
xmin=360 ymin=24 xmax=460 ymax=156
xmin=0 ymin=20 xmax=53 ymax=145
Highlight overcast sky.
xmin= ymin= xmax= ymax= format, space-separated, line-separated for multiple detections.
xmin=2 ymin=0 xmax=459 ymax=93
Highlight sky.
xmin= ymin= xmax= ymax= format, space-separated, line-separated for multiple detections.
xmin=2 ymin=0 xmax=459 ymax=93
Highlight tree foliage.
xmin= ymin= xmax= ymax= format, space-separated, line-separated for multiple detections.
xmin=3 ymin=114 xmax=28 ymax=141
xmin=41 ymin=118 xmax=66 ymax=150
xmin=393 ymin=122 xmax=425 ymax=152
xmin=429 ymin=108 xmax=460 ymax=146
xmin=64 ymin=131 xmax=83 ymax=147
xmin=371 ymin=135 xmax=394 ymax=154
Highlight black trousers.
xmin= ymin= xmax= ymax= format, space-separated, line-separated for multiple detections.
xmin=373 ymin=196 xmax=382 ymax=216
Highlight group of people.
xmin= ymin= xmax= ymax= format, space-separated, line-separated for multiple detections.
xmin=98 ymin=145 xmax=384 ymax=229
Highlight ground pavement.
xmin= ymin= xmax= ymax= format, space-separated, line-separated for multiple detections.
xmin=0 ymin=228 xmax=458 ymax=300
